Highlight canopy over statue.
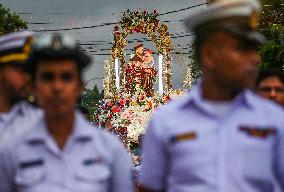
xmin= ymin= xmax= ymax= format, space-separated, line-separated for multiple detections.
xmin=103 ymin=9 xmax=173 ymax=98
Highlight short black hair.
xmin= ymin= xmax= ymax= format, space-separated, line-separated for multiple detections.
xmin=256 ymin=69 xmax=284 ymax=87
xmin=193 ymin=30 xmax=220 ymax=65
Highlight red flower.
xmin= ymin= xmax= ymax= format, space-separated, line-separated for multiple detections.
xmin=120 ymin=99 xmax=125 ymax=106
xmin=155 ymin=21 xmax=159 ymax=27
xmin=112 ymin=105 xmax=121 ymax=113
xmin=107 ymin=101 xmax=113 ymax=107
xmin=108 ymin=114 xmax=113 ymax=119
xmin=164 ymin=95 xmax=171 ymax=103
xmin=114 ymin=26 xmax=119 ymax=31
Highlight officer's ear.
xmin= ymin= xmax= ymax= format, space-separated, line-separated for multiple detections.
xmin=76 ymin=77 xmax=84 ymax=95
xmin=201 ymin=31 xmax=225 ymax=69
xmin=201 ymin=43 xmax=216 ymax=70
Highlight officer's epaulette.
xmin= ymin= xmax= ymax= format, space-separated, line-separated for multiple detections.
xmin=239 ymin=126 xmax=277 ymax=139
xmin=169 ymin=131 xmax=197 ymax=144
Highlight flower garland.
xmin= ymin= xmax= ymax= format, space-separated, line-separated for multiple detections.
xmin=112 ymin=9 xmax=173 ymax=60
xmin=124 ymin=62 xmax=158 ymax=97
xmin=94 ymin=89 xmax=186 ymax=148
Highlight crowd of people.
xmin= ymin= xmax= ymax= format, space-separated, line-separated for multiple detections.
xmin=0 ymin=0 xmax=283 ymax=192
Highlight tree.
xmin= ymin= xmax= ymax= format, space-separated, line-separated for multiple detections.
xmin=258 ymin=0 xmax=284 ymax=71
xmin=0 ymin=3 xmax=27 ymax=35
xmin=189 ymin=0 xmax=284 ymax=80
xmin=79 ymin=85 xmax=104 ymax=121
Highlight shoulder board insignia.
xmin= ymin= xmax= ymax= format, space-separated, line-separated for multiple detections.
xmin=239 ymin=126 xmax=277 ymax=139
xmin=170 ymin=132 xmax=197 ymax=144
xmin=27 ymin=139 xmax=44 ymax=146
xmin=19 ymin=159 xmax=44 ymax=169
xmin=83 ymin=157 xmax=104 ymax=166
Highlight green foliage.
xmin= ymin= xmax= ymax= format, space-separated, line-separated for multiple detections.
xmin=0 ymin=3 xmax=28 ymax=35
xmin=188 ymin=1 xmax=284 ymax=79
xmin=258 ymin=0 xmax=284 ymax=71
xmin=259 ymin=41 xmax=284 ymax=71
xmin=188 ymin=47 xmax=202 ymax=80
xmin=79 ymin=85 xmax=104 ymax=121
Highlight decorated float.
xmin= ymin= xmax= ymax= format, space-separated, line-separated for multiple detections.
xmin=85 ymin=10 xmax=191 ymax=161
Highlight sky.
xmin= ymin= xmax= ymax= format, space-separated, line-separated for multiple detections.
xmin=1 ymin=0 xmax=207 ymax=90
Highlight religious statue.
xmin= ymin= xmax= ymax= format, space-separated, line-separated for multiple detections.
xmin=125 ymin=43 xmax=157 ymax=97
xmin=141 ymin=49 xmax=157 ymax=97
xmin=130 ymin=43 xmax=144 ymax=62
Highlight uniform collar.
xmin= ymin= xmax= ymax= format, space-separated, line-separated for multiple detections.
xmin=180 ymin=83 xmax=254 ymax=111
xmin=71 ymin=112 xmax=94 ymax=142
xmin=25 ymin=111 xmax=94 ymax=144
xmin=0 ymin=102 xmax=25 ymax=125
xmin=24 ymin=116 xmax=48 ymax=144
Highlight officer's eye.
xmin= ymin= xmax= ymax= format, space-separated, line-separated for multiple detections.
xmin=40 ymin=72 xmax=54 ymax=82
xmin=61 ymin=72 xmax=74 ymax=82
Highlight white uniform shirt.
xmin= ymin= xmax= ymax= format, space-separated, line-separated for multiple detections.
xmin=140 ymin=85 xmax=284 ymax=192
xmin=0 ymin=112 xmax=134 ymax=192
xmin=0 ymin=101 xmax=43 ymax=145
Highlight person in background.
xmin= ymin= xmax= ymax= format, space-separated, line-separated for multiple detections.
xmin=256 ymin=69 xmax=284 ymax=107
xmin=0 ymin=31 xmax=42 ymax=143
xmin=140 ymin=0 xmax=284 ymax=192
xmin=0 ymin=33 xmax=134 ymax=192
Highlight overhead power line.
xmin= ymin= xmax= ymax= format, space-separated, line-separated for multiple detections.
xmin=32 ymin=2 xmax=207 ymax=32
xmin=78 ymin=33 xmax=194 ymax=53
xmin=33 ymin=22 xmax=117 ymax=32
xmin=158 ymin=2 xmax=207 ymax=16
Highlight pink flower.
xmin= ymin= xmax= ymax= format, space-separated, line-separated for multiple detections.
xmin=107 ymin=101 xmax=113 ymax=107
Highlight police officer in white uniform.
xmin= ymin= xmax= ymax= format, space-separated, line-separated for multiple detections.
xmin=0 ymin=33 xmax=134 ymax=192
xmin=0 ymin=31 xmax=42 ymax=143
xmin=140 ymin=0 xmax=284 ymax=192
